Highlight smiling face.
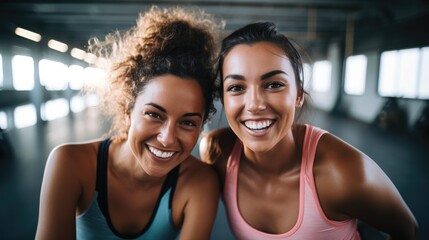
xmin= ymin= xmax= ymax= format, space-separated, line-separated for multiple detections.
xmin=222 ymin=42 xmax=301 ymax=153
xmin=127 ymin=74 xmax=205 ymax=177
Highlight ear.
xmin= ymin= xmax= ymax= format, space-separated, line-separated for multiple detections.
xmin=296 ymin=96 xmax=304 ymax=108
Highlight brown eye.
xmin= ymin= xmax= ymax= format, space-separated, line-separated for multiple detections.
xmin=226 ymin=85 xmax=244 ymax=92
xmin=145 ymin=112 xmax=161 ymax=119
xmin=265 ymin=82 xmax=285 ymax=89
xmin=181 ymin=120 xmax=197 ymax=127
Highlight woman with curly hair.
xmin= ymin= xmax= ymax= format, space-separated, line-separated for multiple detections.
xmin=36 ymin=6 xmax=223 ymax=240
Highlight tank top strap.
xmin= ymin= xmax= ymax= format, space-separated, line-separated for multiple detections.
xmin=301 ymin=124 xmax=327 ymax=181
xmin=96 ymin=138 xmax=111 ymax=193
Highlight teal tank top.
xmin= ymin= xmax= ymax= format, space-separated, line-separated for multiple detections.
xmin=76 ymin=139 xmax=180 ymax=239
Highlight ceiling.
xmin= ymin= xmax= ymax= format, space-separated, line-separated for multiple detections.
xmin=1 ymin=0 xmax=428 ymax=55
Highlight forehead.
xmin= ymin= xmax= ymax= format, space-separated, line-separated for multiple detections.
xmin=223 ymin=42 xmax=294 ymax=77
xmin=136 ymin=74 xmax=205 ymax=113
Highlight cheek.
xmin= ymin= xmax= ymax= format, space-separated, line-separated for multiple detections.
xmin=181 ymin=130 xmax=201 ymax=150
xmin=269 ymin=92 xmax=295 ymax=109
xmin=223 ymin=95 xmax=241 ymax=116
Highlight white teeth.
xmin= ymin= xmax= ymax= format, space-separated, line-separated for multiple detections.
xmin=244 ymin=120 xmax=273 ymax=130
xmin=148 ymin=146 xmax=174 ymax=159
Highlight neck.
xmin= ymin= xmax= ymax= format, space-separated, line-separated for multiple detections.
xmin=242 ymin=128 xmax=303 ymax=176
xmin=110 ymin=141 xmax=165 ymax=187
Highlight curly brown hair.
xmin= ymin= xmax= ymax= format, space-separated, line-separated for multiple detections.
xmin=87 ymin=6 xmax=224 ymax=142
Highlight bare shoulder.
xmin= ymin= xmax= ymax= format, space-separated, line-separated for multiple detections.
xmin=43 ymin=139 xmax=104 ymax=192
xmin=314 ymin=132 xmax=418 ymax=238
xmin=47 ymin=140 xmax=100 ymax=172
xmin=36 ymin=139 xmax=105 ymax=239
xmin=314 ymin=133 xmax=376 ymax=200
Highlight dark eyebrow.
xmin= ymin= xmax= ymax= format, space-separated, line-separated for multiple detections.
xmin=146 ymin=103 xmax=202 ymax=118
xmin=223 ymin=74 xmax=244 ymax=82
xmin=223 ymin=70 xmax=287 ymax=82
xmin=261 ymin=70 xmax=288 ymax=80
xmin=146 ymin=103 xmax=166 ymax=112
xmin=183 ymin=113 xmax=203 ymax=119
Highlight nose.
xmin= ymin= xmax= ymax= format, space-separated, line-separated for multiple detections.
xmin=246 ymin=87 xmax=266 ymax=113
xmin=157 ymin=121 xmax=176 ymax=147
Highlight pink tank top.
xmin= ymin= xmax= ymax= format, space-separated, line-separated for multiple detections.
xmin=223 ymin=125 xmax=360 ymax=240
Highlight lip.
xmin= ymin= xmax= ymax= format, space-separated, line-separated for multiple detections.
xmin=240 ymin=119 xmax=275 ymax=137
xmin=145 ymin=144 xmax=178 ymax=162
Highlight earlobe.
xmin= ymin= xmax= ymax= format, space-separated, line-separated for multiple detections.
xmin=296 ymin=97 xmax=304 ymax=107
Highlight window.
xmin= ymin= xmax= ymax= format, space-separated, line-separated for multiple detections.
xmin=41 ymin=98 xmax=69 ymax=121
xmin=0 ymin=111 xmax=7 ymax=129
xmin=311 ymin=60 xmax=332 ymax=93
xmin=344 ymin=55 xmax=367 ymax=95
xmin=398 ymin=48 xmax=419 ymax=98
xmin=12 ymin=55 xmax=34 ymax=90
xmin=14 ymin=104 xmax=37 ymax=128
xmin=378 ymin=48 xmax=422 ymax=99
xmin=39 ymin=59 xmax=68 ymax=90
xmin=71 ymin=95 xmax=85 ymax=113
xmin=68 ymin=65 xmax=84 ymax=90
xmin=83 ymin=66 xmax=105 ymax=89
xmin=0 ymin=54 xmax=3 ymax=88
xmin=418 ymin=47 xmax=429 ymax=99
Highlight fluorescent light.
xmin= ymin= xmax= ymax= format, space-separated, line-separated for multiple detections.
xmin=15 ymin=27 xmax=42 ymax=42
xmin=48 ymin=39 xmax=68 ymax=53
xmin=71 ymin=48 xmax=87 ymax=60
xmin=84 ymin=53 xmax=97 ymax=64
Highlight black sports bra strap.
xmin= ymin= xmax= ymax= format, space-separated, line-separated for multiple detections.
xmin=166 ymin=165 xmax=180 ymax=209
xmin=96 ymin=138 xmax=111 ymax=192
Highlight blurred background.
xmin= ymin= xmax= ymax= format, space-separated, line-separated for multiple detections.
xmin=0 ymin=0 xmax=428 ymax=239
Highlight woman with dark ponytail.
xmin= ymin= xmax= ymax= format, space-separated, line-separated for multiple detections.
xmin=201 ymin=21 xmax=417 ymax=240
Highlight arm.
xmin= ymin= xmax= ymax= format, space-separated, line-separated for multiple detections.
xmin=35 ymin=145 xmax=84 ymax=240
xmin=178 ymin=161 xmax=220 ymax=240
xmin=316 ymin=134 xmax=418 ymax=240
xmin=199 ymin=127 xmax=236 ymax=185
xmin=343 ymin=156 xmax=417 ymax=240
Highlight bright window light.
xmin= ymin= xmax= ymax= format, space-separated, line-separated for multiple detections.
xmin=12 ymin=55 xmax=34 ymax=91
xmin=344 ymin=55 xmax=367 ymax=95
xmin=0 ymin=111 xmax=7 ymax=129
xmin=0 ymin=54 xmax=3 ymax=88
xmin=378 ymin=49 xmax=420 ymax=98
xmin=47 ymin=39 xmax=68 ymax=53
xmin=39 ymin=59 xmax=68 ymax=90
xmin=311 ymin=60 xmax=332 ymax=93
xmin=71 ymin=95 xmax=86 ymax=113
xmin=68 ymin=65 xmax=84 ymax=90
xmin=398 ymin=48 xmax=419 ymax=98
xmin=83 ymin=67 xmax=106 ymax=89
xmin=378 ymin=50 xmax=399 ymax=97
xmin=418 ymin=47 xmax=429 ymax=99
xmin=14 ymin=104 xmax=37 ymax=128
xmin=85 ymin=93 xmax=100 ymax=107
xmin=15 ymin=27 xmax=41 ymax=42
xmin=41 ymin=98 xmax=69 ymax=121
